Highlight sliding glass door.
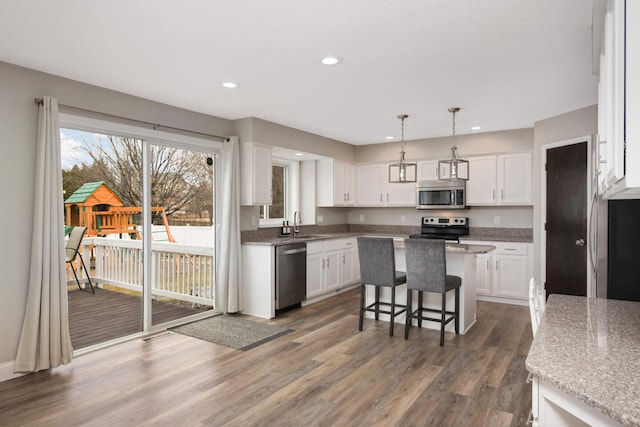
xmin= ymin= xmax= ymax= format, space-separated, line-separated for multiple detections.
xmin=60 ymin=118 xmax=218 ymax=349
xmin=148 ymin=142 xmax=216 ymax=327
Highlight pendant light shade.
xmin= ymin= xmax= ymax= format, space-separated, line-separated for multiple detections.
xmin=438 ymin=107 xmax=469 ymax=181
xmin=389 ymin=114 xmax=417 ymax=183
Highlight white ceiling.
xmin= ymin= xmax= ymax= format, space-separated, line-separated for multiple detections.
xmin=0 ymin=0 xmax=597 ymax=145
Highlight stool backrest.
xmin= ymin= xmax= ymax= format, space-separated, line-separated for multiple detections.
xmin=357 ymin=237 xmax=397 ymax=286
xmin=404 ymin=238 xmax=447 ymax=292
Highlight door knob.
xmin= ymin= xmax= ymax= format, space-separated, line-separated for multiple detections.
xmin=575 ymin=239 xmax=586 ymax=247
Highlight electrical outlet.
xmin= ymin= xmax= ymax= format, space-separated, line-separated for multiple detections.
xmin=494 ymin=216 xmax=500 ymax=224
xmin=317 ymin=215 xmax=324 ymax=224
xmin=359 ymin=215 xmax=365 ymax=223
xmin=400 ymin=215 xmax=406 ymax=223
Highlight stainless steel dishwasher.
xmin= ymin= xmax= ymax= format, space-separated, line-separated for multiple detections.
xmin=275 ymin=242 xmax=307 ymax=312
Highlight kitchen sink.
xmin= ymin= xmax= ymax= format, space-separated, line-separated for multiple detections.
xmin=292 ymin=234 xmax=331 ymax=240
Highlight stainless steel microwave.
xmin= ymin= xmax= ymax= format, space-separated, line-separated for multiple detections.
xmin=416 ymin=180 xmax=466 ymax=209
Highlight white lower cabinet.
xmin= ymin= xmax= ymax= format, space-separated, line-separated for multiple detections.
xmin=466 ymin=240 xmax=532 ymax=304
xmin=531 ymin=377 xmax=623 ymax=426
xmin=307 ymin=238 xmax=359 ymax=300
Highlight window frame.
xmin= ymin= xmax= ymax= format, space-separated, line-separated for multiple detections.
xmin=259 ymin=157 xmax=299 ymax=227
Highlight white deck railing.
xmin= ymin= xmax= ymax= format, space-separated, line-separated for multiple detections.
xmin=72 ymin=237 xmax=215 ymax=307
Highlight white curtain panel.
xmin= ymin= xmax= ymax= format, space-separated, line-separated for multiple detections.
xmin=14 ymin=96 xmax=73 ymax=373
xmin=215 ymin=136 xmax=242 ymax=313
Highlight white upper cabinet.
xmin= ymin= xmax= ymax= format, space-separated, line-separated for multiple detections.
xmin=356 ymin=163 xmax=415 ymax=206
xmin=467 ymin=153 xmax=532 ymax=206
xmin=240 ymin=143 xmax=272 ymax=206
xmin=467 ymin=156 xmax=497 ymax=205
xmin=498 ymin=153 xmax=532 ymax=204
xmin=417 ymin=160 xmax=452 ymax=182
xmin=356 ymin=164 xmax=385 ymax=205
xmin=317 ymin=160 xmax=355 ymax=207
xmin=598 ymin=0 xmax=625 ymax=194
xmin=417 ymin=160 xmax=439 ymax=181
xmin=598 ymin=0 xmax=640 ymax=197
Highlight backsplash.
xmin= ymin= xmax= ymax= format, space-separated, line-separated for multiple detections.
xmin=241 ymin=224 xmax=533 ymax=243
xmin=467 ymin=227 xmax=533 ymax=241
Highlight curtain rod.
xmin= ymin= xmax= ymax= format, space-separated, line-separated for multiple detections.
xmin=34 ymin=98 xmax=229 ymax=142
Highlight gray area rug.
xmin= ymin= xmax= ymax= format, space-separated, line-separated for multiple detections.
xmin=170 ymin=315 xmax=292 ymax=351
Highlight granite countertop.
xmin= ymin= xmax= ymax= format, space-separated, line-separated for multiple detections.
xmin=460 ymin=235 xmax=531 ymax=243
xmin=243 ymin=232 xmax=363 ymax=246
xmin=243 ymin=233 xmax=495 ymax=254
xmin=526 ymin=294 xmax=640 ymax=426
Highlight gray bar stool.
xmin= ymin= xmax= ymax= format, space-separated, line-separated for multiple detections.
xmin=403 ymin=238 xmax=460 ymax=345
xmin=357 ymin=237 xmax=407 ymax=336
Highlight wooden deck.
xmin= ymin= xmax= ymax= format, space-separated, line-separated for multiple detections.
xmin=68 ymin=287 xmax=207 ymax=349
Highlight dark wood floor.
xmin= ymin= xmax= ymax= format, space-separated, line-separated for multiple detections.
xmin=0 ymin=288 xmax=532 ymax=426
xmin=68 ymin=287 xmax=205 ymax=349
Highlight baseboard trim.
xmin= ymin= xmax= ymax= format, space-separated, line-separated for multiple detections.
xmin=0 ymin=360 xmax=25 ymax=383
xmin=476 ymin=295 xmax=528 ymax=307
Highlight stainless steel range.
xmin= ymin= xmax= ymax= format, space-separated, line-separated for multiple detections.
xmin=409 ymin=216 xmax=469 ymax=242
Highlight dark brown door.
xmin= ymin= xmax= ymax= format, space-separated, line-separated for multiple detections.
xmin=545 ymin=142 xmax=587 ymax=296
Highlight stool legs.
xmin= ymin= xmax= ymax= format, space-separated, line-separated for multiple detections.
xmin=404 ymin=288 xmax=460 ymax=346
xmin=389 ymin=286 xmax=395 ymax=336
xmin=417 ymin=292 xmax=423 ymax=328
xmin=359 ymin=283 xmax=406 ymax=336
xmin=404 ymin=289 xmax=413 ymax=339
xmin=358 ymin=282 xmax=365 ymax=331
xmin=440 ymin=293 xmax=446 ymax=346
xmin=455 ymin=287 xmax=460 ymax=335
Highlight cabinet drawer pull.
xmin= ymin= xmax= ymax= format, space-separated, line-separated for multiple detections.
xmin=504 ymin=248 xmax=517 ymax=251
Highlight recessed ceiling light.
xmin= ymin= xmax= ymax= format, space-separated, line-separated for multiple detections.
xmin=471 ymin=126 xmax=482 ymax=130
xmin=295 ymin=152 xmax=304 ymax=156
xmin=385 ymin=136 xmax=395 ymax=140
xmin=321 ymin=56 xmax=341 ymax=65
xmin=222 ymin=82 xmax=237 ymax=88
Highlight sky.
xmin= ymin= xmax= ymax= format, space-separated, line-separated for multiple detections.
xmin=60 ymin=128 xmax=96 ymax=170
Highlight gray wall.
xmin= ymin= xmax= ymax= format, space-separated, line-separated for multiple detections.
xmin=532 ymin=105 xmax=598 ymax=283
xmin=0 ymin=60 xmax=233 ymax=366
xmin=356 ymin=128 xmax=533 ymax=163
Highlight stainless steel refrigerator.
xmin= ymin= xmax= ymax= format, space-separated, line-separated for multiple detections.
xmin=595 ymin=198 xmax=640 ymax=301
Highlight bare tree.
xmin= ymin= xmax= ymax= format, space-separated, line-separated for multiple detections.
xmin=80 ymin=135 xmax=211 ymax=222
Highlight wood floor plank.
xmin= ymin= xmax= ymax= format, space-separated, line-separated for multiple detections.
xmin=0 ymin=288 xmax=534 ymax=427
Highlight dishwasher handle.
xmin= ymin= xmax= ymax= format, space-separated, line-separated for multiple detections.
xmin=280 ymin=247 xmax=307 ymax=255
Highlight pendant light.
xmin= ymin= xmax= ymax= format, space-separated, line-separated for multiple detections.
xmin=438 ymin=107 xmax=469 ymax=181
xmin=388 ymin=114 xmax=417 ymax=183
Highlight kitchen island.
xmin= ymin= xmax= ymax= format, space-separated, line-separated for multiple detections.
xmin=526 ymin=294 xmax=640 ymax=426
xmin=365 ymin=239 xmax=494 ymax=335
xmin=241 ymin=234 xmax=493 ymax=327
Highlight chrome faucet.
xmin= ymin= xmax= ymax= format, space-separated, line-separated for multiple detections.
xmin=293 ymin=211 xmax=300 ymax=235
